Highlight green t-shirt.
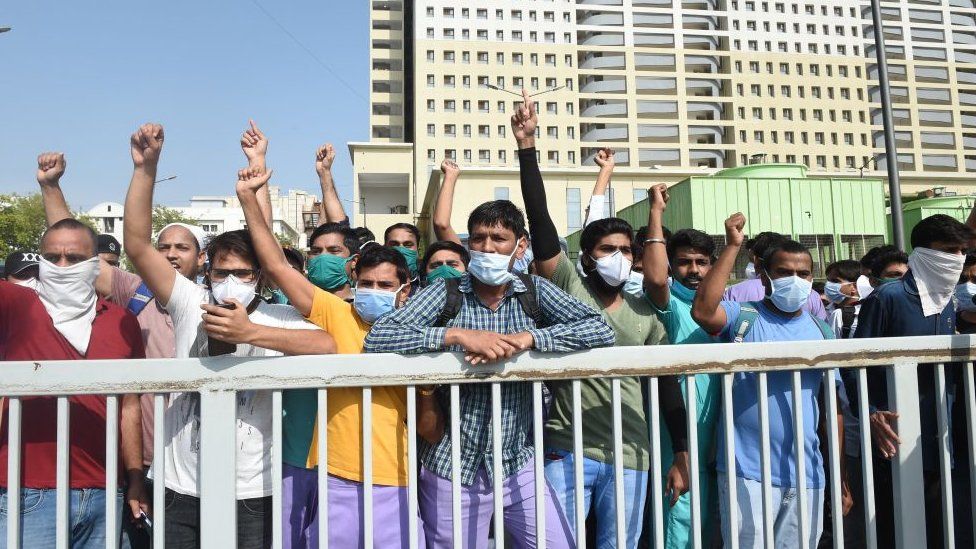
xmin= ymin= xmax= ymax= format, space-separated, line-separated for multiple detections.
xmin=543 ymin=254 xmax=668 ymax=470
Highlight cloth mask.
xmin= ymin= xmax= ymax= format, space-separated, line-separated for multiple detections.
xmin=468 ymin=241 xmax=522 ymax=286
xmin=623 ymin=271 xmax=644 ymax=297
xmin=909 ymin=247 xmax=966 ymax=316
xmin=12 ymin=277 xmax=39 ymax=293
xmin=766 ymin=272 xmax=813 ymax=313
xmin=591 ymin=250 xmax=633 ymax=287
xmin=745 ymin=262 xmax=758 ymax=280
xmin=307 ymin=254 xmax=351 ymax=290
xmin=395 ymin=247 xmax=419 ymax=277
xmin=824 ymin=281 xmax=849 ymax=304
xmin=671 ymin=278 xmax=697 ymax=302
xmin=955 ymin=282 xmax=976 ymax=313
xmin=38 ymin=256 xmax=100 ymax=354
xmin=426 ymin=265 xmax=464 ymax=284
xmin=354 ymin=284 xmax=405 ymax=324
xmin=210 ymin=275 xmax=257 ymax=306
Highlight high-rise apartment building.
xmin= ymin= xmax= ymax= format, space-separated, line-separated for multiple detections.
xmin=352 ymin=0 xmax=975 ymax=241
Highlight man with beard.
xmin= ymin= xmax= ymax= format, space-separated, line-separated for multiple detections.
xmin=0 ymin=216 xmax=147 ymax=548
xmin=513 ymin=89 xmax=688 ymax=548
xmin=641 ymin=184 xmax=720 ymax=548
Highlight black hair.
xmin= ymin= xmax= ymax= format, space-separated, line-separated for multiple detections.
xmin=44 ymin=218 xmax=98 ymax=255
xmin=580 ymin=217 xmax=634 ymax=255
xmin=761 ymin=239 xmax=812 ymax=271
xmin=352 ymin=227 xmax=376 ymax=249
xmin=911 ymin=214 xmax=975 ymax=249
xmin=662 ymin=226 xmax=673 ymax=242
xmin=826 ymin=259 xmax=861 ymax=283
xmin=860 ymin=246 xmax=882 ymax=271
xmin=467 ymin=200 xmax=526 ymax=239
xmin=282 ymin=247 xmax=306 ymax=271
xmin=355 ymin=245 xmax=411 ymax=284
xmin=206 ymin=229 xmax=257 ymax=267
xmin=870 ymin=246 xmax=909 ymax=279
xmin=384 ymin=223 xmax=420 ymax=245
xmin=309 ymin=222 xmax=360 ymax=256
xmin=667 ymin=229 xmax=716 ymax=262
xmin=965 ymin=253 xmax=976 ymax=268
xmin=744 ymin=237 xmax=757 ymax=252
xmin=422 ymin=240 xmax=470 ymax=270
xmin=751 ymin=232 xmax=787 ymax=268
xmin=813 ymin=281 xmax=826 ymax=295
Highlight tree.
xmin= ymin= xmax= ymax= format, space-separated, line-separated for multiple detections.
xmin=151 ymin=205 xmax=200 ymax=236
xmin=0 ymin=192 xmax=98 ymax=257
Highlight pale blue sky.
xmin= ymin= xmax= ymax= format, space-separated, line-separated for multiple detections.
xmin=0 ymin=1 xmax=367 ymax=211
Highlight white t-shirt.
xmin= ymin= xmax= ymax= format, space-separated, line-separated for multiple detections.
xmin=158 ymin=275 xmax=318 ymax=499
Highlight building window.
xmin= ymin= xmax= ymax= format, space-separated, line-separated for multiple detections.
xmin=480 ymin=150 xmax=491 ymax=162
xmin=567 ymin=188 xmax=582 ymax=230
xmin=494 ymin=186 xmax=509 ymax=199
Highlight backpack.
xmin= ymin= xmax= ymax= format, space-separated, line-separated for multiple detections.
xmin=433 ymin=273 xmax=544 ymax=328
xmin=840 ymin=305 xmax=857 ymax=339
xmin=125 ymin=282 xmax=156 ymax=316
xmin=731 ymin=301 xmax=833 ymax=342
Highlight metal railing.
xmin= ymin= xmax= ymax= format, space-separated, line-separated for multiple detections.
xmin=2 ymin=334 xmax=976 ymax=548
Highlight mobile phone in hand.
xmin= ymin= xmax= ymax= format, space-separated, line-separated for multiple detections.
xmin=207 ymin=301 xmax=238 ymax=356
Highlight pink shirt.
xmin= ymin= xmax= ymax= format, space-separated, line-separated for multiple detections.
xmin=109 ymin=267 xmax=176 ymax=466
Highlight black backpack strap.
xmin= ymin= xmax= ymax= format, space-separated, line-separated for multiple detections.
xmin=514 ymin=273 xmax=544 ymax=328
xmin=433 ymin=278 xmax=464 ymax=327
xmin=840 ymin=305 xmax=856 ymax=339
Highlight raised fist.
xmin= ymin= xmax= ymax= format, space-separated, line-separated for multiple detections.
xmin=241 ymin=120 xmax=268 ymax=162
xmin=440 ymin=158 xmax=460 ymax=179
xmin=130 ymin=123 xmax=164 ymax=169
xmin=36 ymin=152 xmax=66 ymax=186
xmin=725 ymin=213 xmax=747 ymax=247
xmin=510 ymin=89 xmax=538 ymax=143
xmin=236 ymin=165 xmax=274 ymax=195
xmin=594 ymin=148 xmax=615 ymax=169
xmin=315 ymin=143 xmax=336 ymax=177
xmin=649 ymin=183 xmax=669 ymax=212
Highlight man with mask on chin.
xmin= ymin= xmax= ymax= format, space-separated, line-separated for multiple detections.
xmin=691 ymin=213 xmax=841 ymax=549
xmin=641 ymin=184 xmax=721 ymax=548
xmin=854 ymin=214 xmax=975 ymax=548
xmin=512 ymin=89 xmax=685 ymax=549
xmin=366 ymin=196 xmax=615 ymax=548
xmin=236 ymin=165 xmax=424 ymax=548
xmin=0 ymin=218 xmax=147 ymax=548
xmin=123 ymin=123 xmax=335 ymax=548
xmin=34 ymin=150 xmax=208 ymax=548
xmin=3 ymin=250 xmax=40 ymax=290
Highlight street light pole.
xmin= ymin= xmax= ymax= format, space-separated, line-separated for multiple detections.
xmin=869 ymin=0 xmax=906 ymax=250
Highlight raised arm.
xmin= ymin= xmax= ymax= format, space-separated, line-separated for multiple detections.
xmin=432 ymin=159 xmax=463 ymax=244
xmin=315 ymin=143 xmax=348 ymax=224
xmin=691 ymin=213 xmax=745 ymax=334
xmin=237 ymin=167 xmax=317 ymax=317
xmin=123 ymin=123 xmax=178 ymax=306
xmin=644 ymin=184 xmax=671 ymax=309
xmin=513 ymin=89 xmax=561 ymax=279
xmin=240 ymin=120 xmax=273 ymax=227
xmin=583 ymin=148 xmax=614 ymax=227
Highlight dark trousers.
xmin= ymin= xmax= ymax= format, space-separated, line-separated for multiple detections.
xmin=120 ymin=477 xmax=153 ymax=549
xmin=818 ymin=455 xmax=866 ymax=549
xmin=164 ymin=488 xmax=271 ymax=549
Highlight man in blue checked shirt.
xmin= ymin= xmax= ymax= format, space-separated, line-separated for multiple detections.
xmin=365 ymin=199 xmax=616 ymax=548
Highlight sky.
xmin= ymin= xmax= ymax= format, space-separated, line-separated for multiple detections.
xmin=0 ymin=0 xmax=368 ymax=212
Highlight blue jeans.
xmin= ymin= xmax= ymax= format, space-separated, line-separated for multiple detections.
xmin=0 ymin=487 xmax=122 ymax=549
xmin=544 ymin=448 xmax=649 ymax=549
xmin=717 ymin=473 xmax=824 ymax=549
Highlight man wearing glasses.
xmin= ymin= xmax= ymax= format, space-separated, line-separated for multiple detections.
xmin=123 ymin=123 xmax=336 ymax=548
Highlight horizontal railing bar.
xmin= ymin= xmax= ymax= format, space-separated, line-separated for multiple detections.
xmin=0 ymin=336 xmax=973 ymax=395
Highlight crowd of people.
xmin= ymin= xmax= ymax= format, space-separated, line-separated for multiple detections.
xmin=1 ymin=90 xmax=975 ymax=549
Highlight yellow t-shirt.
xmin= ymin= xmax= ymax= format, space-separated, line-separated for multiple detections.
xmin=306 ymin=288 xmax=408 ymax=486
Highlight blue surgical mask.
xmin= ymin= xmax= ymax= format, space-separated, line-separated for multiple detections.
xmin=956 ymin=282 xmax=976 ymax=312
xmin=670 ymin=278 xmax=696 ymax=301
xmin=623 ymin=271 xmax=644 ymax=297
xmin=824 ymin=281 xmax=848 ymax=305
xmin=468 ymin=241 xmax=522 ymax=286
xmin=766 ymin=271 xmax=813 ymax=313
xmin=353 ymin=284 xmax=405 ymax=324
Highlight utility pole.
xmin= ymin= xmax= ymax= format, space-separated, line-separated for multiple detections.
xmin=869 ymin=0 xmax=906 ymax=250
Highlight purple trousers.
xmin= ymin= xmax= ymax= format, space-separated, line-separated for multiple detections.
xmin=418 ymin=463 xmax=576 ymax=549
xmin=283 ymin=464 xmax=425 ymax=549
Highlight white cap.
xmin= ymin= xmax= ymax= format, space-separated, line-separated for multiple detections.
xmin=158 ymin=223 xmax=207 ymax=252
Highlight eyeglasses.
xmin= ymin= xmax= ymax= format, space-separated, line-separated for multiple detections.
xmin=209 ymin=268 xmax=259 ymax=282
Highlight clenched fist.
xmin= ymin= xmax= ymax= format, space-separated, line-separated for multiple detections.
xmin=725 ymin=212 xmax=747 ymax=247
xmin=36 ymin=152 xmax=66 ymax=186
xmin=594 ymin=148 xmax=615 ymax=170
xmin=440 ymin=159 xmax=460 ymax=179
xmin=315 ymin=143 xmax=336 ymax=177
xmin=130 ymin=123 xmax=164 ymax=170
xmin=649 ymin=183 xmax=669 ymax=212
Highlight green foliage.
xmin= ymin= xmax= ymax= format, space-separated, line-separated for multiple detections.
xmin=151 ymin=205 xmax=199 ymax=235
xmin=276 ymin=232 xmax=297 ymax=247
xmin=0 ymin=193 xmax=48 ymax=256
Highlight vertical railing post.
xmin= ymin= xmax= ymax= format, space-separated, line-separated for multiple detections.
xmin=105 ymin=395 xmax=119 ymax=549
xmin=647 ymin=378 xmax=665 ymax=549
xmin=532 ymin=382 xmax=546 ymax=549
xmin=199 ymin=390 xmax=238 ymax=548
xmin=934 ymin=364 xmax=955 ymax=547
xmin=406 ymin=386 xmax=419 ymax=549
xmin=272 ymin=391 xmax=283 ymax=549
xmin=887 ymin=363 xmax=926 ymax=548
xmin=316 ymin=389 xmax=329 ymax=549
xmin=6 ymin=397 xmax=22 ymax=549
xmin=823 ymin=370 xmax=844 ymax=548
xmin=56 ymin=396 xmax=70 ymax=549
xmin=153 ymin=395 xmax=167 ymax=549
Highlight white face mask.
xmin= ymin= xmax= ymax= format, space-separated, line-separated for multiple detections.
xmin=37 ymin=256 xmax=100 ymax=354
xmin=468 ymin=240 xmax=522 ymax=287
xmin=591 ymin=250 xmax=632 ymax=287
xmin=210 ymin=275 xmax=258 ymax=306
xmin=856 ymin=274 xmax=874 ymax=300
xmin=909 ymin=247 xmax=966 ymax=316
xmin=12 ymin=277 xmax=39 ymax=293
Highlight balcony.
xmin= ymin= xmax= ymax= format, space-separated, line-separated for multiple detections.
xmin=580 ymin=99 xmax=630 ymax=118
xmin=576 ymin=11 xmax=624 ymax=26
xmin=635 ymin=54 xmax=676 ymax=72
xmin=686 ymin=78 xmax=725 ymax=97
xmin=638 ymin=147 xmax=682 ymax=167
xmin=580 ymin=123 xmax=630 ymax=142
xmin=689 ymin=149 xmax=728 ymax=168
xmin=636 ymin=77 xmax=678 ymax=95
xmin=682 ymin=14 xmax=723 ymax=31
xmin=638 ymin=124 xmax=680 ymax=143
xmin=684 ymin=35 xmax=722 ymax=51
xmin=580 ymin=75 xmax=628 ymax=94
xmin=578 ymin=30 xmax=625 ymax=46
xmin=579 ymin=52 xmax=627 ymax=70
xmin=684 ymin=54 xmax=727 ymax=74
xmin=687 ymin=101 xmax=728 ymax=121
xmin=633 ymin=13 xmax=673 ymax=28
xmin=688 ymin=125 xmax=728 ymax=145
xmin=637 ymin=100 xmax=679 ymax=119
xmin=634 ymin=34 xmax=675 ymax=48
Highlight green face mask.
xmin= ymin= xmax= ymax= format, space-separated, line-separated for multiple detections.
xmin=878 ymin=276 xmax=902 ymax=285
xmin=395 ymin=246 xmax=419 ymax=277
xmin=307 ymin=253 xmax=351 ymax=290
xmin=270 ymin=288 xmax=290 ymax=305
xmin=426 ymin=265 xmax=464 ymax=283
